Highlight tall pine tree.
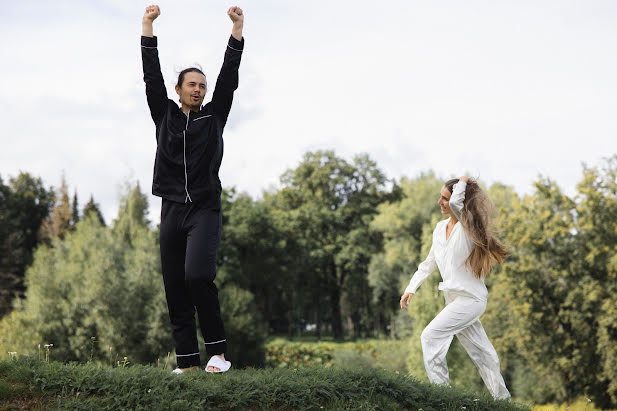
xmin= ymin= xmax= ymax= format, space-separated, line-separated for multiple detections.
xmin=39 ymin=176 xmax=72 ymax=240
xmin=71 ymin=192 xmax=80 ymax=229
xmin=83 ymin=194 xmax=106 ymax=226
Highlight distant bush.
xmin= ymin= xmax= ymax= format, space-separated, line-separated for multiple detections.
xmin=218 ymin=285 xmax=267 ymax=368
xmin=265 ymin=339 xmax=409 ymax=372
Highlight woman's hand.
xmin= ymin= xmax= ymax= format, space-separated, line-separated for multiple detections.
xmin=400 ymin=292 xmax=414 ymax=310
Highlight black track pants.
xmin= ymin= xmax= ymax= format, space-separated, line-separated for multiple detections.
xmin=160 ymin=199 xmax=227 ymax=368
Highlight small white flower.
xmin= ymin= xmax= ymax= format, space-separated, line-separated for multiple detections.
xmin=148 ymin=389 xmax=151 ymax=393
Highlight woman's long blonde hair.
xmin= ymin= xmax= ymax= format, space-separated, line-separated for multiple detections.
xmin=445 ymin=178 xmax=508 ymax=278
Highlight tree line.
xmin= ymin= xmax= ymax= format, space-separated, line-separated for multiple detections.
xmin=0 ymin=174 xmax=105 ymax=317
xmin=0 ymin=151 xmax=616 ymax=407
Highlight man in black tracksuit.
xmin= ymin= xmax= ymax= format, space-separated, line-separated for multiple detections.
xmin=141 ymin=5 xmax=244 ymax=373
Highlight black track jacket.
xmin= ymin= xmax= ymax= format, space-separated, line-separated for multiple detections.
xmin=141 ymin=35 xmax=244 ymax=210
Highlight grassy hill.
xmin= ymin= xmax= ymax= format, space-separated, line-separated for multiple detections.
xmin=0 ymin=357 xmax=529 ymax=410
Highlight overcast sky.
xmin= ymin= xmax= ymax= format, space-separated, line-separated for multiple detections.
xmin=1 ymin=0 xmax=616 ymax=224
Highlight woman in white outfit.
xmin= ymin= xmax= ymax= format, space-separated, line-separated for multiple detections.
xmin=399 ymin=176 xmax=511 ymax=399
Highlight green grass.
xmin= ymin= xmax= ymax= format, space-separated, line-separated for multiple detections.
xmin=0 ymin=357 xmax=529 ymax=411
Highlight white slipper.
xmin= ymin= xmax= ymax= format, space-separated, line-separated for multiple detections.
xmin=205 ymin=356 xmax=231 ymax=373
xmin=172 ymin=368 xmax=184 ymax=374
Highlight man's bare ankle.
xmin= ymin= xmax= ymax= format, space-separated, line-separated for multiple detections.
xmin=180 ymin=365 xmax=200 ymax=372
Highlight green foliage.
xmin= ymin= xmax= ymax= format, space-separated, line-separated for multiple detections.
xmin=576 ymin=157 xmax=617 ymax=406
xmin=265 ymin=339 xmax=409 ymax=374
xmin=0 ymin=357 xmax=530 ymax=411
xmin=0 ymin=182 xmax=267 ymax=370
xmin=3 ymin=153 xmax=617 ymax=407
xmin=218 ymin=285 xmax=267 ymax=367
xmin=265 ymin=339 xmax=337 ymax=368
xmin=83 ymin=194 xmax=106 ymax=226
xmin=269 ymin=150 xmax=388 ymax=340
xmin=368 ymin=172 xmax=445 ymax=337
xmin=39 ymin=175 xmax=73 ymax=241
xmin=112 ymin=182 xmax=150 ymax=245
xmin=0 ymin=172 xmax=54 ymax=317
xmin=218 ymin=189 xmax=292 ymax=335
xmin=71 ymin=192 xmax=80 ymax=228
xmin=0 ymin=184 xmax=172 ymax=364
xmin=477 ymin=156 xmax=617 ymax=408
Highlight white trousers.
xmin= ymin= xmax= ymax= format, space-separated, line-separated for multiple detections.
xmin=420 ymin=292 xmax=511 ymax=399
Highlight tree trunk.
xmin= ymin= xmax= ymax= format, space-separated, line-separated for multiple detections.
xmin=286 ymin=296 xmax=294 ymax=339
xmin=350 ymin=313 xmax=360 ymax=341
xmin=330 ymin=286 xmax=344 ymax=341
xmin=329 ymin=261 xmax=344 ymax=341
xmin=375 ymin=312 xmax=382 ymax=338
xmin=316 ymin=307 xmax=322 ymax=339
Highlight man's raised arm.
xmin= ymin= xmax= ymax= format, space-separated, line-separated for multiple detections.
xmin=141 ymin=5 xmax=167 ymax=126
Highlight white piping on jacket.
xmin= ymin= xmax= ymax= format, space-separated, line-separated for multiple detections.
xmin=226 ymin=44 xmax=242 ymax=52
xmin=183 ymin=111 xmax=193 ymax=203
xmin=193 ymin=115 xmax=212 ymax=122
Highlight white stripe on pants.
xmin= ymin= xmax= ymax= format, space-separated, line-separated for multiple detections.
xmin=420 ymin=291 xmax=511 ymax=399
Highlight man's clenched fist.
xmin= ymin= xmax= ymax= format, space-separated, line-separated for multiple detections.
xmin=227 ymin=6 xmax=244 ymax=24
xmin=143 ymin=4 xmax=161 ymax=23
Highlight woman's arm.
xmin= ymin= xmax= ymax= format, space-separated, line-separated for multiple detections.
xmin=449 ymin=176 xmax=470 ymax=220
xmin=400 ymin=244 xmax=438 ymax=309
xmin=405 ymin=244 xmax=438 ymax=294
xmin=141 ymin=5 xmax=168 ymax=126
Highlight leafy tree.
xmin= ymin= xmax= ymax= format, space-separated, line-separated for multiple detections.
xmin=113 ymin=182 xmax=149 ymax=244
xmin=0 ymin=173 xmax=53 ymax=317
xmin=271 ymin=151 xmax=387 ymax=340
xmin=1 ymin=182 xmax=268 ymax=368
xmin=218 ymin=285 xmax=267 ymax=367
xmin=0 ymin=176 xmax=12 ymax=317
xmin=574 ymin=156 xmax=617 ymax=407
xmin=2 ymin=184 xmax=170 ymax=363
xmin=218 ymin=189 xmax=292 ymax=335
xmin=492 ymin=167 xmax=617 ymax=407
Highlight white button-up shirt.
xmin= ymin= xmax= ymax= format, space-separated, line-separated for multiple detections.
xmin=404 ymin=181 xmax=488 ymax=301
